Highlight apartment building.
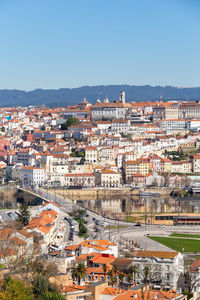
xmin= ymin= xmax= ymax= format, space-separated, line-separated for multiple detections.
xmin=171 ymin=161 xmax=192 ymax=174
xmin=191 ymin=155 xmax=200 ymax=173
xmin=159 ymin=119 xmax=187 ymax=132
xmin=92 ymin=102 xmax=127 ymax=120
xmin=110 ymin=119 xmax=130 ymax=133
xmin=179 ymin=102 xmax=200 ymax=119
xmin=153 ymin=105 xmax=179 ymax=122
xmin=19 ymin=166 xmax=45 ymax=186
xmin=65 ymin=173 xmax=95 ymax=187
xmin=132 ymin=250 xmax=184 ymax=290
xmin=125 ymin=159 xmax=150 ymax=181
xmin=85 ymin=146 xmax=98 ymax=163
xmin=95 ymin=169 xmax=121 ymax=187
xmin=15 ymin=148 xmax=34 ymax=165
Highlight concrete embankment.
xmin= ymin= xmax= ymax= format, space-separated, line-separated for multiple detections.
xmin=52 ymin=187 xmax=171 ymax=200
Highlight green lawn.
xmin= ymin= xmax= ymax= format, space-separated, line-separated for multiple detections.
xmin=170 ymin=233 xmax=200 ymax=239
xmin=148 ymin=236 xmax=200 ymax=252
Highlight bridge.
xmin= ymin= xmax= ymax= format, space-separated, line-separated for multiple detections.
xmin=17 ymin=187 xmax=50 ymax=204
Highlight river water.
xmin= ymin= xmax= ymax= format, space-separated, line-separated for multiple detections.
xmin=69 ymin=193 xmax=200 ymax=220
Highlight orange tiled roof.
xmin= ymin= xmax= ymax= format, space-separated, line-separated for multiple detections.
xmin=134 ymin=250 xmax=178 ymax=259
xmin=102 ymin=287 xmax=126 ymax=295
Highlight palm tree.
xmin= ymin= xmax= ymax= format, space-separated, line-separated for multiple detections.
xmin=143 ymin=266 xmax=150 ymax=285
xmin=71 ymin=263 xmax=86 ymax=285
xmin=102 ymin=264 xmax=107 ymax=281
xmin=119 ymin=273 xmax=125 ymax=288
xmin=130 ymin=265 xmax=138 ymax=285
xmin=108 ymin=269 xmax=115 ymax=287
xmin=128 ymin=272 xmax=133 ymax=287
xmin=112 ymin=264 xmax=118 ymax=283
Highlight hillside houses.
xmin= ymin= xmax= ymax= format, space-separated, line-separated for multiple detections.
xmin=0 ymin=98 xmax=200 ymax=190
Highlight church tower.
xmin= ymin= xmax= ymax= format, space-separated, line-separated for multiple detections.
xmin=119 ymin=91 xmax=126 ymax=103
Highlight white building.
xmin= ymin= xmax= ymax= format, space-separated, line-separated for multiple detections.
xmin=191 ymin=155 xmax=200 ymax=173
xmin=92 ymin=103 xmax=127 ymax=120
xmin=110 ymin=119 xmax=130 ymax=134
xmin=171 ymin=161 xmax=192 ymax=174
xmin=133 ymin=250 xmax=184 ymax=290
xmin=95 ymin=169 xmax=121 ymax=187
xmin=159 ymin=119 xmax=187 ymax=132
xmin=20 ymin=166 xmax=45 ymax=186
xmin=65 ymin=173 xmax=95 ymax=187
xmin=85 ymin=146 xmax=98 ymax=163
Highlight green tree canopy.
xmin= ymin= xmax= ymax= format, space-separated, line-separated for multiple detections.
xmin=71 ymin=262 xmax=87 ymax=285
xmin=61 ymin=117 xmax=79 ymax=130
xmin=18 ymin=200 xmax=30 ymax=226
xmin=32 ymin=275 xmax=62 ymax=299
xmin=0 ymin=277 xmax=34 ymax=300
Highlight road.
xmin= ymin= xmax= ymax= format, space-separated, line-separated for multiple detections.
xmin=24 ymin=187 xmax=200 ymax=251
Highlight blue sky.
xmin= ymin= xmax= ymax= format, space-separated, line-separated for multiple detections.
xmin=0 ymin=0 xmax=199 ymax=90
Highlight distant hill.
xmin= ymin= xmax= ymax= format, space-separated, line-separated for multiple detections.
xmin=0 ymin=85 xmax=200 ymax=107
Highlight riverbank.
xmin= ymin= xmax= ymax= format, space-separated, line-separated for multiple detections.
xmin=51 ymin=187 xmax=172 ymax=199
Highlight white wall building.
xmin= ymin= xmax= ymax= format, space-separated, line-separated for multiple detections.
xmin=133 ymin=250 xmax=184 ymax=290
xmin=20 ymin=166 xmax=45 ymax=186
xmin=95 ymin=169 xmax=121 ymax=187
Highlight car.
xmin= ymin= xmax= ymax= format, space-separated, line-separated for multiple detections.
xmin=92 ymin=217 xmax=96 ymax=221
xmin=85 ymin=221 xmax=88 ymax=224
xmin=93 ymin=235 xmax=98 ymax=239
xmin=93 ymin=226 xmax=97 ymax=229
xmin=159 ymin=225 xmax=166 ymax=228
xmin=95 ymin=228 xmax=100 ymax=232
xmin=135 ymin=222 xmax=141 ymax=227
xmin=85 ymin=214 xmax=89 ymax=217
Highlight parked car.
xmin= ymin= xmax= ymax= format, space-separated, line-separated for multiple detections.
xmin=135 ymin=222 xmax=141 ymax=227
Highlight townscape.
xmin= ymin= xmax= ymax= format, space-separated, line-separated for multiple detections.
xmin=1 ymin=93 xmax=200 ymax=299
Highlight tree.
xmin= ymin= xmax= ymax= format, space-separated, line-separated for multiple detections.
xmin=107 ymin=269 xmax=115 ymax=287
xmin=61 ymin=118 xmax=79 ymax=130
xmin=128 ymin=272 xmax=133 ymax=287
xmin=80 ymin=157 xmax=86 ymax=165
xmin=17 ymin=201 xmax=30 ymax=226
xmin=70 ymin=152 xmax=76 ymax=157
xmin=79 ymin=222 xmax=87 ymax=236
xmin=0 ymin=276 xmax=34 ymax=300
xmin=143 ymin=266 xmax=151 ymax=285
xmin=119 ymin=273 xmax=125 ymax=288
xmin=102 ymin=264 xmax=107 ymax=280
xmin=184 ymin=271 xmax=199 ymax=294
xmin=71 ymin=263 xmax=87 ymax=285
xmin=30 ymin=257 xmax=58 ymax=278
xmin=32 ymin=274 xmax=61 ymax=299
xmin=112 ymin=264 xmax=118 ymax=283
xmin=77 ymin=151 xmax=85 ymax=157
xmin=141 ymin=265 xmax=161 ymax=287
xmin=40 ymin=291 xmax=66 ymax=300
xmin=132 ymin=265 xmax=138 ymax=285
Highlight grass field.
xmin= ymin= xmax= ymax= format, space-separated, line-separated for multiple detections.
xmin=170 ymin=233 xmax=200 ymax=239
xmin=148 ymin=236 xmax=200 ymax=252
